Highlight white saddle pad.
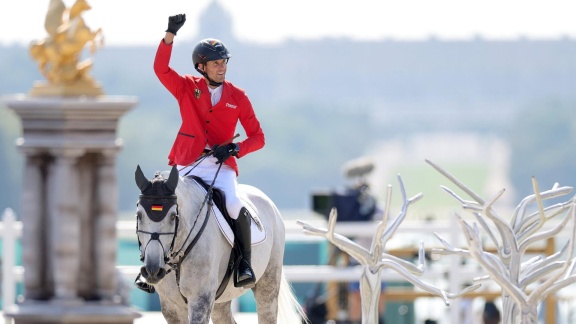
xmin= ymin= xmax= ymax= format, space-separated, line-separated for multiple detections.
xmin=192 ymin=181 xmax=266 ymax=247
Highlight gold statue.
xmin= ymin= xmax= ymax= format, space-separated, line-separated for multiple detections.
xmin=29 ymin=0 xmax=104 ymax=96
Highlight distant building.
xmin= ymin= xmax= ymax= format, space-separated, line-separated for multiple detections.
xmin=198 ymin=0 xmax=235 ymax=43
xmin=2 ymin=0 xmax=575 ymax=213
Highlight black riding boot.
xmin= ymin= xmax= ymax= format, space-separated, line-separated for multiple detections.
xmin=234 ymin=207 xmax=256 ymax=287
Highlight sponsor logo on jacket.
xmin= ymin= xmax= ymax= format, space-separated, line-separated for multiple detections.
xmin=226 ymin=103 xmax=237 ymax=109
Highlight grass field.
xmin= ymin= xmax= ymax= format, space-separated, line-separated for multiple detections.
xmin=375 ymin=163 xmax=490 ymax=221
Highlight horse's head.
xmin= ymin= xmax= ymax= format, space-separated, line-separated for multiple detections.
xmin=135 ymin=165 xmax=179 ymax=284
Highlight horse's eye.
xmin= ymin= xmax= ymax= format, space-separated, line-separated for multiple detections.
xmin=171 ymin=213 xmax=176 ymax=222
xmin=136 ymin=212 xmax=142 ymax=220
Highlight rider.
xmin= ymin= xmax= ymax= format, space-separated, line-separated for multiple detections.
xmin=154 ymin=14 xmax=265 ymax=288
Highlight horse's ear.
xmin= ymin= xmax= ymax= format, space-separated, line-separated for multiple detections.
xmin=165 ymin=165 xmax=179 ymax=193
xmin=135 ymin=165 xmax=151 ymax=193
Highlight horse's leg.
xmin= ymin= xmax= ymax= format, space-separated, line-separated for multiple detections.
xmin=252 ymin=263 xmax=282 ymax=324
xmin=156 ymin=291 xmax=189 ymax=323
xmin=160 ymin=300 xmax=188 ymax=324
xmin=211 ymin=301 xmax=236 ymax=324
xmin=154 ymin=274 xmax=189 ymax=323
xmin=185 ymin=292 xmax=214 ymax=323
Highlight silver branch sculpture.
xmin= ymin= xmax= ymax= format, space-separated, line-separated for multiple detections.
xmin=297 ymin=175 xmax=479 ymax=324
xmin=427 ymin=159 xmax=576 ymax=324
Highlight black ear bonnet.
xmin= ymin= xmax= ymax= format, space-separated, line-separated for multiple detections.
xmin=136 ymin=165 xmax=179 ymax=222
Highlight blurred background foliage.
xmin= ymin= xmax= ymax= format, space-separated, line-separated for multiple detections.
xmin=1 ymin=37 xmax=575 ymax=216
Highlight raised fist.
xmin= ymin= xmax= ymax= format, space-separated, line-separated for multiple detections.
xmin=166 ymin=14 xmax=186 ymax=35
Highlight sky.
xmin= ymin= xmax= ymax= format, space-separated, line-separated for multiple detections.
xmin=1 ymin=0 xmax=575 ymax=46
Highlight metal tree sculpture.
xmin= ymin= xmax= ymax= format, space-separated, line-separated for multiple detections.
xmin=297 ymin=175 xmax=478 ymax=324
xmin=427 ymin=159 xmax=576 ymax=324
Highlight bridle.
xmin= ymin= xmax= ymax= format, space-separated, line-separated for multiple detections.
xmin=135 ymin=194 xmax=179 ymax=263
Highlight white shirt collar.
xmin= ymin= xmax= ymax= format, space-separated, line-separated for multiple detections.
xmin=208 ymin=85 xmax=223 ymax=106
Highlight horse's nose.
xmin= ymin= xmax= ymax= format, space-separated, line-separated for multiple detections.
xmin=140 ymin=266 xmax=150 ymax=279
xmin=140 ymin=266 xmax=166 ymax=282
xmin=157 ymin=268 xmax=166 ymax=279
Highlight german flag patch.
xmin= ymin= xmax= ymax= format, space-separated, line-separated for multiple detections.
xmin=151 ymin=205 xmax=163 ymax=212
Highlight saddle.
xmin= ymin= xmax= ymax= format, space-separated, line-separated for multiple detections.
xmin=190 ymin=176 xmax=265 ymax=246
xmin=189 ymin=175 xmax=235 ymax=228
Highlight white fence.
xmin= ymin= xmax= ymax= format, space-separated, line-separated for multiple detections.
xmin=0 ymin=208 xmax=541 ymax=323
xmin=0 ymin=207 xmax=480 ymax=322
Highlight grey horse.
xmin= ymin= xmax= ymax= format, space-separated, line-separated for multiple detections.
xmin=134 ymin=165 xmax=307 ymax=323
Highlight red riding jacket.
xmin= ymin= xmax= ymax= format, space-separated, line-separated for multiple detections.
xmin=154 ymin=40 xmax=265 ymax=175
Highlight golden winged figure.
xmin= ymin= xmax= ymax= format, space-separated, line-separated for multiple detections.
xmin=29 ymin=0 xmax=104 ymax=96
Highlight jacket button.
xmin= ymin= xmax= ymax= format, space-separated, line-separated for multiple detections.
xmin=209 ymin=110 xmax=213 ymax=113
xmin=206 ymin=120 xmax=210 ymax=123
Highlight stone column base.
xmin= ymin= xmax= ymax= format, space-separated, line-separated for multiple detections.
xmin=5 ymin=301 xmax=142 ymax=324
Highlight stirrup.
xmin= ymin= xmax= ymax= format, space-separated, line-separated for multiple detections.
xmin=134 ymin=273 xmax=155 ymax=294
xmin=234 ymin=260 xmax=255 ymax=288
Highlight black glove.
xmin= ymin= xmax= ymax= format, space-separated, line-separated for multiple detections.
xmin=166 ymin=14 xmax=186 ymax=35
xmin=212 ymin=143 xmax=237 ymax=164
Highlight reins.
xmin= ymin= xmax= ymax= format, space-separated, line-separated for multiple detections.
xmin=168 ymin=133 xmax=239 ymax=268
xmin=164 ymin=162 xmax=224 ymax=292
xmin=178 ymin=133 xmax=240 ymax=176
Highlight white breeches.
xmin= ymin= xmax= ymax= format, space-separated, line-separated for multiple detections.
xmin=178 ymin=155 xmax=243 ymax=219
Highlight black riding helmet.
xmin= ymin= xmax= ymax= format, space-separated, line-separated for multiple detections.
xmin=192 ymin=38 xmax=231 ymax=86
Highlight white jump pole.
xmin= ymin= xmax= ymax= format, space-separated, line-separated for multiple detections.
xmin=2 ymin=208 xmax=17 ymax=310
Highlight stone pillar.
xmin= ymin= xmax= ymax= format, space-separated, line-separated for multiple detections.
xmin=20 ymin=152 xmax=48 ymax=300
xmin=0 ymin=95 xmax=141 ymax=324
xmin=94 ymin=149 xmax=121 ymax=300
xmin=49 ymin=148 xmax=84 ymax=301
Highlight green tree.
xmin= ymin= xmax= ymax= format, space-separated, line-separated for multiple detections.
xmin=0 ymin=106 xmax=23 ymax=215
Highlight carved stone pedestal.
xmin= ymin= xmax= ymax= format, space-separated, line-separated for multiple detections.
xmin=1 ymin=95 xmax=141 ymax=324
xmin=29 ymin=81 xmax=104 ymax=97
